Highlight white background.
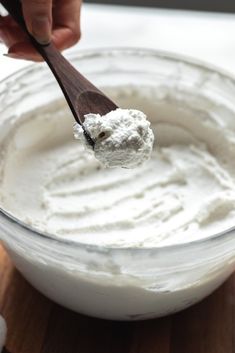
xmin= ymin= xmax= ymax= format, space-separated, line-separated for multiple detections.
xmin=1 ymin=3 xmax=235 ymax=79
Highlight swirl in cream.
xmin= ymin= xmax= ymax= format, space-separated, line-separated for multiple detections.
xmin=1 ymin=86 xmax=235 ymax=247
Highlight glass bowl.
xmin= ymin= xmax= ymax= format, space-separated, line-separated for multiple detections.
xmin=0 ymin=48 xmax=235 ymax=321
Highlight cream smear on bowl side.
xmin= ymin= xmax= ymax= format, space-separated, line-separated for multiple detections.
xmin=73 ymin=108 xmax=154 ymax=168
xmin=1 ymin=85 xmax=235 ymax=248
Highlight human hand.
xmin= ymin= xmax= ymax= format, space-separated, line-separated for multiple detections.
xmin=0 ymin=0 xmax=82 ymax=61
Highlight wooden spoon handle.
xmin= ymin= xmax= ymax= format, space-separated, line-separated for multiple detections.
xmin=1 ymin=0 xmax=102 ymax=124
xmin=38 ymin=44 xmax=99 ymax=104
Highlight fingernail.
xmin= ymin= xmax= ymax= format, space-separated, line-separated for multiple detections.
xmin=3 ymin=53 xmax=26 ymax=60
xmin=32 ymin=16 xmax=51 ymax=45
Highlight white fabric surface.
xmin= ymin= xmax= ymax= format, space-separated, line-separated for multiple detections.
xmin=0 ymin=4 xmax=235 ymax=79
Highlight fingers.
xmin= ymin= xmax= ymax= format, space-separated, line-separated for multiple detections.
xmin=21 ymin=0 xmax=53 ymax=44
xmin=0 ymin=15 xmax=40 ymax=61
xmin=5 ymin=28 xmax=74 ymax=62
xmin=6 ymin=42 xmax=43 ymax=61
xmin=52 ymin=0 xmax=82 ymax=49
xmin=5 ymin=28 xmax=76 ymax=62
xmin=0 ymin=15 xmax=29 ymax=48
xmin=2 ymin=0 xmax=82 ymax=61
xmin=52 ymin=26 xmax=80 ymax=51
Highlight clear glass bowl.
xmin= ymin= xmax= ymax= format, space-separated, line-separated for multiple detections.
xmin=0 ymin=48 xmax=235 ymax=321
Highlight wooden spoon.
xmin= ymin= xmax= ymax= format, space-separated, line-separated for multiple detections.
xmin=1 ymin=0 xmax=118 ymax=147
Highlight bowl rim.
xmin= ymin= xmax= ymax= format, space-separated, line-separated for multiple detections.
xmin=1 ymin=46 xmax=235 ymax=253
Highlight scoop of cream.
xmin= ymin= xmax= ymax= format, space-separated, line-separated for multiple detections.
xmin=73 ymin=108 xmax=154 ymax=168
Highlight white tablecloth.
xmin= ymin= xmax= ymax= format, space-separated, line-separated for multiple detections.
xmin=1 ymin=3 xmax=235 ymax=79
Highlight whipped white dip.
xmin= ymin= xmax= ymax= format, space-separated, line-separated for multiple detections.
xmin=1 ymin=77 xmax=235 ymax=321
xmin=73 ymin=108 xmax=154 ymax=168
xmin=0 ymin=85 xmax=235 ymax=247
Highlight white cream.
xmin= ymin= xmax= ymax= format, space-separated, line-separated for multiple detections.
xmin=73 ymin=108 xmax=154 ymax=168
xmin=1 ymin=86 xmax=235 ymax=248
xmin=1 ymin=82 xmax=235 ymax=321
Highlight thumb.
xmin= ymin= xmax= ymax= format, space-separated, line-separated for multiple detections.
xmin=21 ymin=0 xmax=53 ymax=44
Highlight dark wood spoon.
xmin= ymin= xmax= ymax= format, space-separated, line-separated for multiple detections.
xmin=1 ymin=0 xmax=118 ymax=147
